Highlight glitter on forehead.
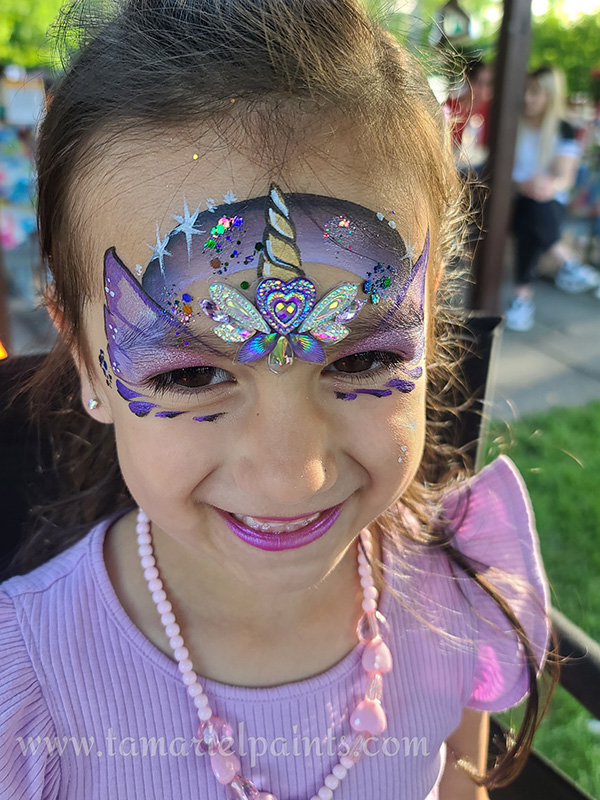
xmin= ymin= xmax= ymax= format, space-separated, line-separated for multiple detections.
xmin=141 ymin=191 xmax=414 ymax=304
xmin=203 ymin=215 xmax=244 ymax=254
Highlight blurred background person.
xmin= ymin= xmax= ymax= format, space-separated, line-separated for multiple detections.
xmin=506 ymin=65 xmax=600 ymax=332
xmin=445 ymin=57 xmax=493 ymax=174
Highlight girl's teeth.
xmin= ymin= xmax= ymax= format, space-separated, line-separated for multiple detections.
xmin=233 ymin=512 xmax=320 ymax=533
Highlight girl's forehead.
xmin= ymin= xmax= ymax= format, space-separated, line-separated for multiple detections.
xmin=99 ymin=182 xmax=428 ymax=314
xmin=84 ymin=132 xmax=426 ymax=282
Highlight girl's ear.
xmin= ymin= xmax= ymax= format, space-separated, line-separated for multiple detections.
xmin=44 ymin=286 xmax=114 ymax=425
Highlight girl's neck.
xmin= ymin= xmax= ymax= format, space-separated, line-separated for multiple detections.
xmin=103 ymin=509 xmax=385 ymax=687
xmin=523 ymin=114 xmax=544 ymax=130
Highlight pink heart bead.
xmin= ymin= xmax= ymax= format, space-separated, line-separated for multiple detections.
xmin=361 ymin=635 xmax=393 ymax=673
xmin=210 ymin=751 xmax=241 ymax=784
xmin=350 ymin=698 xmax=387 ymax=735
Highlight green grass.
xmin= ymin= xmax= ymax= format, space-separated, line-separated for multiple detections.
xmin=483 ymin=402 xmax=600 ymax=797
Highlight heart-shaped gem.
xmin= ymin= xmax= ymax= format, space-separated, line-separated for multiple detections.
xmin=210 ymin=750 xmax=241 ymax=785
xmin=361 ymin=635 xmax=393 ymax=673
xmin=256 ymin=278 xmax=316 ymax=336
xmin=350 ymin=698 xmax=387 ymax=735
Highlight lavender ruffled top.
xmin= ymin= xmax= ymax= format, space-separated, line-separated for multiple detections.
xmin=0 ymin=456 xmax=550 ymax=799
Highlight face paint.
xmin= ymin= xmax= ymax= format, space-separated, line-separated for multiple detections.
xmin=102 ymin=183 xmax=430 ymax=412
xmin=398 ymin=444 xmax=409 ymax=463
xmin=333 ymin=378 xmax=416 ymax=402
xmin=103 ymin=248 xmax=235 ymax=418
xmin=193 ymin=413 xmax=227 ymax=423
xmin=140 ymin=184 xmax=428 ymax=306
xmin=98 ymin=348 xmax=113 ymax=387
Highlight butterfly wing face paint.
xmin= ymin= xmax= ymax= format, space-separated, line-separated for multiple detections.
xmin=103 ymin=248 xmax=230 ymax=419
xmin=104 ymin=247 xmax=181 ymax=387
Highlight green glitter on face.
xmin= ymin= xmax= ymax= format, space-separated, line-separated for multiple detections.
xmin=240 ymin=281 xmax=250 ymax=290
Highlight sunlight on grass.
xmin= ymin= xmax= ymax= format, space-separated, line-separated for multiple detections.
xmin=485 ymin=401 xmax=600 ymax=796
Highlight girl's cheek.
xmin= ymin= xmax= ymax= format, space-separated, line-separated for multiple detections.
xmin=111 ymin=411 xmax=221 ymax=496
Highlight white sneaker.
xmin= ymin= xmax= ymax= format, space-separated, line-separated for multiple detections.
xmin=505 ymin=296 xmax=535 ymax=332
xmin=555 ymin=261 xmax=600 ymax=294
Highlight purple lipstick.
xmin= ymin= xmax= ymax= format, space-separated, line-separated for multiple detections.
xmin=216 ymin=505 xmax=342 ymax=551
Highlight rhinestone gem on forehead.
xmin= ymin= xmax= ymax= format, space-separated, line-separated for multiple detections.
xmin=200 ymin=184 xmax=365 ymax=374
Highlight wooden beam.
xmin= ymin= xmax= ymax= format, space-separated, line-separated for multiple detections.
xmin=470 ymin=0 xmax=533 ymax=312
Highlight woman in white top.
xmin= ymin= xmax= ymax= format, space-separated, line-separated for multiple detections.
xmin=506 ymin=65 xmax=599 ymax=331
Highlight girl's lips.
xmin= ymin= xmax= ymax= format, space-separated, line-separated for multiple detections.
xmin=215 ymin=504 xmax=343 ymax=551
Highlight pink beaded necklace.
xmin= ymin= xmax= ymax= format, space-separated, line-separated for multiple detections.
xmin=136 ymin=509 xmax=393 ymax=800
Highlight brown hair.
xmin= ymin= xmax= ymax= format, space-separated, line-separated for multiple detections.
xmin=11 ymin=0 xmax=557 ymax=790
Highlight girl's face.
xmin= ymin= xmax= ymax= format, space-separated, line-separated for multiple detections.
xmin=524 ymin=78 xmax=548 ymax=120
xmin=74 ymin=136 xmax=430 ymax=595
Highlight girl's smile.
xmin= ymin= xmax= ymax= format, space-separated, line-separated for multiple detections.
xmin=217 ymin=502 xmax=344 ymax=551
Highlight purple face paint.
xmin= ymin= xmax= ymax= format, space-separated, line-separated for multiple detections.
xmin=102 ymin=188 xmax=430 ymax=418
xmin=104 ymin=248 xmax=228 ymax=388
xmin=386 ymin=378 xmax=416 ymax=393
xmin=335 ymin=389 xmax=392 ymax=400
xmin=333 ymin=379 xmax=415 ymax=401
xmin=128 ymin=401 xmax=158 ymax=417
xmin=141 ymin=193 xmax=418 ymax=305
xmin=193 ymin=413 xmax=227 ymax=423
xmin=98 ymin=349 xmax=112 ymax=387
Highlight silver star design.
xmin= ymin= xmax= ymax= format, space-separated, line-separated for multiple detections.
xmin=206 ymin=198 xmax=217 ymax=212
xmin=146 ymin=224 xmax=172 ymax=279
xmin=404 ymin=234 xmax=419 ymax=265
xmin=223 ymin=189 xmax=237 ymax=204
xmin=171 ymin=199 xmax=204 ymax=259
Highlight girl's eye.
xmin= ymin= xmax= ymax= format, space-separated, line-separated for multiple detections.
xmin=325 ymin=350 xmax=405 ymax=377
xmin=145 ymin=366 xmax=233 ymax=394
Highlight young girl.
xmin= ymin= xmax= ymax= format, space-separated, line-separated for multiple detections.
xmin=506 ymin=65 xmax=599 ymax=332
xmin=0 ymin=1 xmax=556 ymax=798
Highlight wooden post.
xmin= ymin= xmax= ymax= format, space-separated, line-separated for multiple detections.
xmin=469 ymin=0 xmax=533 ymax=312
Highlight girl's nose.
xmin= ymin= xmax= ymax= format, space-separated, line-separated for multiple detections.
xmin=230 ymin=387 xmax=338 ymax=507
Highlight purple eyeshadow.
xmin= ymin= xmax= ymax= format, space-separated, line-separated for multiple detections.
xmin=332 ymin=327 xmax=424 ymax=363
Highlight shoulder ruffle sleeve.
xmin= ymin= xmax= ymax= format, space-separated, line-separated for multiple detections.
xmin=0 ymin=589 xmax=61 ymax=799
xmin=442 ymin=456 xmax=552 ymax=712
